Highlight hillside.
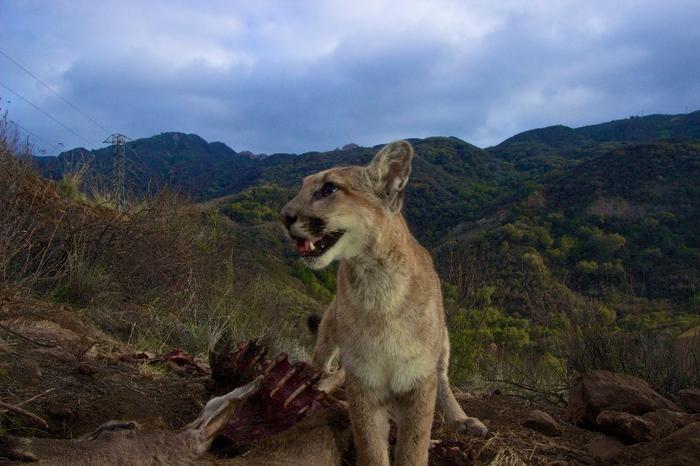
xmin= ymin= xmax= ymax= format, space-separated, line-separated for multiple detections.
xmin=438 ymin=141 xmax=700 ymax=314
xmin=37 ymin=111 xmax=699 ymax=241
xmin=3 ymin=132 xmax=324 ymax=359
xmin=487 ymin=111 xmax=700 ymax=176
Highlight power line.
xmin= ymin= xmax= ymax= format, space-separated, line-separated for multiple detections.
xmin=9 ymin=118 xmax=63 ymax=155
xmin=0 ymin=80 xmax=93 ymax=146
xmin=9 ymin=119 xmax=54 ymax=147
xmin=0 ymin=48 xmax=111 ymax=135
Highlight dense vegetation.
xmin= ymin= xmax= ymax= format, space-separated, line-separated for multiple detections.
xmin=25 ymin=110 xmax=700 ymax=397
xmin=437 ymin=141 xmax=700 ymax=394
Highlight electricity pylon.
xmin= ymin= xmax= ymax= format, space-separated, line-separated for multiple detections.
xmin=103 ymin=134 xmax=131 ymax=207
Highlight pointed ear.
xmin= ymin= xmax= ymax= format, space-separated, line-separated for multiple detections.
xmin=367 ymin=140 xmax=414 ymax=211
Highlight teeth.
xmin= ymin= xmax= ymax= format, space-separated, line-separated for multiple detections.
xmin=308 ymin=241 xmax=316 ymax=251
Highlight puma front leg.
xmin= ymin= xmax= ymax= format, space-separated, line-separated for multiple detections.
xmin=345 ymin=373 xmax=391 ymax=466
xmin=311 ymin=301 xmax=346 ymax=394
xmin=311 ymin=301 xmax=338 ymax=371
xmin=394 ymin=372 xmax=437 ymax=466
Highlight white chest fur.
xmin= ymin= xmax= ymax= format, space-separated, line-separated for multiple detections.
xmin=335 ymin=263 xmax=440 ymax=396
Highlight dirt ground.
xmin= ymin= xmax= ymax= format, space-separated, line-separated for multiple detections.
xmin=0 ymin=291 xmax=208 ymax=439
xmin=1 ymin=291 xmax=601 ymax=465
xmin=436 ymin=393 xmax=598 ymax=465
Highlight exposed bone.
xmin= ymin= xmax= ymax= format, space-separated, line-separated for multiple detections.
xmin=270 ymin=363 xmax=302 ymax=398
xmin=283 ymin=376 xmax=319 ymax=409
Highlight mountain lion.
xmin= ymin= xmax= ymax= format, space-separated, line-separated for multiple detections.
xmin=280 ymin=141 xmax=487 ymax=466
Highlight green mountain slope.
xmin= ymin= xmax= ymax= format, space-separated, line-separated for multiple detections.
xmin=438 ymin=141 xmax=700 ymax=320
xmin=488 ymin=111 xmax=700 ymax=177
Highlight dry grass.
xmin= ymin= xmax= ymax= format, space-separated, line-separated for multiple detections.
xmin=488 ymin=447 xmax=527 ymax=466
xmin=0 ymin=117 xmax=308 ymax=359
xmin=137 ymin=363 xmax=167 ymax=381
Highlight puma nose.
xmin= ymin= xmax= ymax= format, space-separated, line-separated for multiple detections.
xmin=282 ymin=214 xmax=297 ymax=229
xmin=280 ymin=204 xmax=297 ymax=229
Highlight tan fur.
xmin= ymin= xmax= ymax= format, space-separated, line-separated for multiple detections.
xmin=222 ymin=409 xmax=351 ymax=466
xmin=281 ymin=141 xmax=487 ymax=466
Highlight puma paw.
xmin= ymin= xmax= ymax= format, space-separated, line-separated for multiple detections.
xmin=453 ymin=416 xmax=489 ymax=437
xmin=316 ymin=368 xmax=346 ymax=394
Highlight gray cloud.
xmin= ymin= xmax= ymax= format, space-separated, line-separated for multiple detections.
xmin=1 ymin=0 xmax=699 ymax=154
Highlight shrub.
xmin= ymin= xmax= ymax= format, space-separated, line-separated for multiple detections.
xmin=560 ymin=303 xmax=699 ymax=395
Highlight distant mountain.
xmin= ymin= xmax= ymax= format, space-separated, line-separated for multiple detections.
xmin=36 ymin=132 xmax=261 ymax=200
xmin=497 ymin=111 xmax=700 ymax=148
xmin=35 ymin=111 xmax=700 ymax=244
xmin=487 ymin=111 xmax=700 ymax=176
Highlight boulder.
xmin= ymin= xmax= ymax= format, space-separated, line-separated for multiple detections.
xmin=616 ymin=422 xmax=700 ymax=465
xmin=641 ymin=422 xmax=700 ymax=465
xmin=641 ymin=409 xmax=700 ymax=439
xmin=595 ymin=411 xmax=653 ymax=443
xmin=521 ymin=409 xmax=562 ymax=436
xmin=596 ymin=408 xmax=700 ymax=444
xmin=568 ymin=371 xmax=678 ymax=426
xmin=678 ymin=389 xmax=700 ymax=413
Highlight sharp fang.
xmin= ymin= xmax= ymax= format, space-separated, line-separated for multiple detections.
xmin=308 ymin=241 xmax=316 ymax=251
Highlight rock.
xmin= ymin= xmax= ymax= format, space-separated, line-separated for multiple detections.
xmin=678 ymin=389 xmax=700 ymax=413
xmin=648 ymin=422 xmax=700 ymax=464
xmin=595 ymin=411 xmax=653 ymax=443
xmin=594 ymin=409 xmax=700 ymax=451
xmin=522 ymin=409 xmax=562 ymax=436
xmin=618 ymin=422 xmax=700 ymax=465
xmin=568 ymin=371 xmax=679 ymax=426
xmin=586 ymin=436 xmax=625 ymax=464
xmin=641 ymin=409 xmax=700 ymax=439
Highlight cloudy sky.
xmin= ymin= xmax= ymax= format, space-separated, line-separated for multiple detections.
xmin=1 ymin=1 xmax=699 ymax=155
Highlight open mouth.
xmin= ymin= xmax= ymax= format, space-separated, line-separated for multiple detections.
xmin=293 ymin=231 xmax=344 ymax=258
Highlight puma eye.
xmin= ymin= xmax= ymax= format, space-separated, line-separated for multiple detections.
xmin=317 ymin=182 xmax=338 ymax=198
